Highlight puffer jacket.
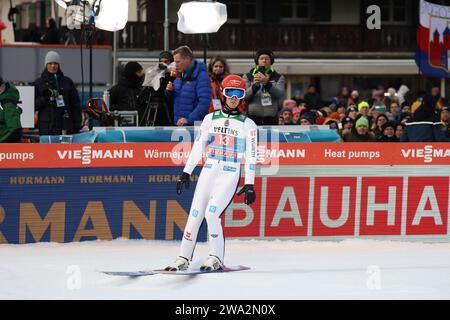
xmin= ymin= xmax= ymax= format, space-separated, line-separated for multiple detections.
xmin=0 ymin=82 xmax=22 ymax=143
xmin=166 ymin=60 xmax=212 ymax=125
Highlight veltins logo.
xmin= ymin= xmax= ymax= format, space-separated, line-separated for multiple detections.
xmin=401 ymin=145 xmax=450 ymax=163
xmin=57 ymin=146 xmax=134 ymax=165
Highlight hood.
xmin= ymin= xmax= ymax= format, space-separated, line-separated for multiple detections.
xmin=0 ymin=83 xmax=20 ymax=103
xmin=412 ymin=94 xmax=439 ymax=122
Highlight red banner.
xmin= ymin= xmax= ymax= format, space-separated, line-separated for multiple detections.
xmin=0 ymin=143 xmax=449 ymax=168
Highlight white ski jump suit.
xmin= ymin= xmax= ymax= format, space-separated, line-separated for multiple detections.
xmin=179 ymin=110 xmax=258 ymax=264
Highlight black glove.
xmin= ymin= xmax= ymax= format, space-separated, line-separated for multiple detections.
xmin=176 ymin=172 xmax=190 ymax=195
xmin=236 ymin=184 xmax=256 ymax=205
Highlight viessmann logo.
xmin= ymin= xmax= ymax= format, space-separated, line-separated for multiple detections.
xmin=56 ymin=146 xmax=134 ymax=165
xmin=401 ymin=145 xmax=450 ymax=163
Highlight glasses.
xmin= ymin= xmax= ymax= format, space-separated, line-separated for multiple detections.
xmin=223 ymin=87 xmax=245 ymax=99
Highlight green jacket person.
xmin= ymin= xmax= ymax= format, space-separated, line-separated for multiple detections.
xmin=0 ymin=77 xmax=22 ymax=143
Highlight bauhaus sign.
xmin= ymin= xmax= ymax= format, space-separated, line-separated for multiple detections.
xmin=0 ymin=143 xmax=449 ymax=244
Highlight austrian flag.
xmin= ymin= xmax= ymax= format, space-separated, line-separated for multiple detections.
xmin=416 ymin=0 xmax=450 ymax=77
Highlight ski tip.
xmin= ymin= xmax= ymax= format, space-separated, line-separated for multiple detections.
xmin=99 ymin=270 xmax=155 ymax=277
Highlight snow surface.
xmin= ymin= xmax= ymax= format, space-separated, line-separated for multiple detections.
xmin=1 ymin=238 xmax=450 ymax=300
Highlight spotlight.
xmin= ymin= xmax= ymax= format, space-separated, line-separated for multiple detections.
xmin=93 ymin=0 xmax=128 ymax=32
xmin=55 ymin=0 xmax=72 ymax=9
xmin=177 ymin=1 xmax=227 ymax=34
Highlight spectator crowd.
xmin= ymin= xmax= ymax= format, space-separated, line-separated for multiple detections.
xmin=1 ymin=44 xmax=450 ymax=143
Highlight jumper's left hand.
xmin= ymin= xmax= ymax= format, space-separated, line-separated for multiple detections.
xmin=237 ymin=184 xmax=256 ymax=205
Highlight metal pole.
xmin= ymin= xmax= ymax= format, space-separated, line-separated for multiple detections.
xmin=441 ymin=77 xmax=446 ymax=98
xmin=113 ymin=31 xmax=118 ymax=85
xmin=89 ymin=36 xmax=93 ymax=100
xmin=203 ymin=34 xmax=207 ymax=64
xmin=164 ymin=0 xmax=169 ymax=50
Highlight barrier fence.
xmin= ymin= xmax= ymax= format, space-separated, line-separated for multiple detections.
xmin=0 ymin=143 xmax=449 ymax=244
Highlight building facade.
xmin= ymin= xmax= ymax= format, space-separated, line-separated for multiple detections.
xmin=2 ymin=0 xmax=450 ymax=99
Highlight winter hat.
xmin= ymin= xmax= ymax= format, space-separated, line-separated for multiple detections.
xmin=355 ymin=117 xmax=369 ymax=128
xmin=358 ymin=101 xmax=370 ymax=112
xmin=124 ymin=61 xmax=143 ymax=78
xmin=381 ymin=121 xmax=396 ymax=133
xmin=254 ymin=48 xmax=275 ymax=65
xmin=280 ymin=107 xmax=293 ymax=115
xmin=300 ymin=112 xmax=316 ymax=125
xmin=341 ymin=116 xmax=354 ymax=126
xmin=329 ymin=112 xmax=341 ymax=120
xmin=347 ymin=105 xmax=357 ymax=113
xmin=282 ymin=99 xmax=297 ymax=109
xmin=44 ymin=51 xmax=61 ymax=66
xmin=159 ymin=51 xmax=174 ymax=63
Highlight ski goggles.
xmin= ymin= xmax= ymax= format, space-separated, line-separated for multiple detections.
xmin=223 ymin=87 xmax=245 ymax=99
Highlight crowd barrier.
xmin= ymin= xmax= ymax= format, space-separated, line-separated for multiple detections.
xmin=0 ymin=142 xmax=449 ymax=244
xmin=38 ymin=126 xmax=342 ymax=144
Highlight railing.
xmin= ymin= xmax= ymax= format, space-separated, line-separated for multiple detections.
xmin=13 ymin=23 xmax=417 ymax=53
xmin=118 ymin=22 xmax=417 ymax=53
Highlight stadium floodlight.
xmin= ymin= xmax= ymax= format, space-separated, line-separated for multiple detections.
xmin=177 ymin=1 xmax=227 ymax=34
xmin=54 ymin=0 xmax=71 ymax=9
xmin=93 ymin=0 xmax=128 ymax=32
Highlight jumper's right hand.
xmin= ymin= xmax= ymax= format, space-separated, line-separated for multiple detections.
xmin=176 ymin=172 xmax=190 ymax=195
xmin=166 ymin=81 xmax=174 ymax=92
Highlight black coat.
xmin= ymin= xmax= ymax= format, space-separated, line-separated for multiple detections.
xmin=109 ymin=75 xmax=143 ymax=112
xmin=34 ymin=70 xmax=82 ymax=135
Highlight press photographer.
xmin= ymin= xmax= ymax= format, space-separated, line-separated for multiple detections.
xmin=34 ymin=51 xmax=82 ymax=135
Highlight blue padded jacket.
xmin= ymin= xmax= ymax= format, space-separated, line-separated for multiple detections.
xmin=167 ymin=60 xmax=212 ymax=125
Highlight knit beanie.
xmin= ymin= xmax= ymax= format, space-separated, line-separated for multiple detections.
xmin=254 ymin=48 xmax=275 ymax=65
xmin=355 ymin=117 xmax=369 ymax=128
xmin=381 ymin=121 xmax=396 ymax=132
xmin=124 ymin=61 xmax=143 ymax=78
xmin=300 ymin=112 xmax=316 ymax=124
xmin=159 ymin=51 xmax=174 ymax=63
xmin=358 ymin=101 xmax=370 ymax=112
xmin=44 ymin=51 xmax=61 ymax=67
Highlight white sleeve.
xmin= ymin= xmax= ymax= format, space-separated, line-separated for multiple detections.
xmin=244 ymin=118 xmax=258 ymax=185
xmin=183 ymin=114 xmax=212 ymax=174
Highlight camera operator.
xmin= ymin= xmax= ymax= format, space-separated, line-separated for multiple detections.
xmin=140 ymin=51 xmax=176 ymax=126
xmin=109 ymin=61 xmax=145 ymax=113
xmin=34 ymin=51 xmax=82 ymax=135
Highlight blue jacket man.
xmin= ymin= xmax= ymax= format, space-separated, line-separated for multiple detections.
xmin=166 ymin=46 xmax=212 ymax=126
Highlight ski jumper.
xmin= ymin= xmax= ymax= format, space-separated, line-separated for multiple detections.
xmin=179 ymin=110 xmax=257 ymax=263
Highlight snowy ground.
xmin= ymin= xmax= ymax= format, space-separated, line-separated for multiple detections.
xmin=1 ymin=239 xmax=450 ymax=300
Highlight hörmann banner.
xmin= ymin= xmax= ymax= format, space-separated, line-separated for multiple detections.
xmin=0 ymin=143 xmax=449 ymax=244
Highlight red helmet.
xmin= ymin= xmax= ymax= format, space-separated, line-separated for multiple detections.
xmin=221 ymin=74 xmax=246 ymax=90
xmin=221 ymin=75 xmax=246 ymax=100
